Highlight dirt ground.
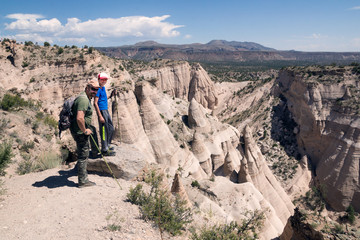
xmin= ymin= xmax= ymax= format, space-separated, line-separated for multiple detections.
xmin=0 ymin=164 xmax=187 ymax=240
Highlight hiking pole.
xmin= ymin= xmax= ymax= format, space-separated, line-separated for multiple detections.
xmin=90 ymin=134 xmax=122 ymax=190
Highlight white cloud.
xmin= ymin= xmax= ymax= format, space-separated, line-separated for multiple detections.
xmin=6 ymin=13 xmax=44 ymax=20
xmin=4 ymin=13 xmax=183 ymax=45
xmin=305 ymin=33 xmax=326 ymax=39
xmin=349 ymin=6 xmax=360 ymax=10
xmin=184 ymin=34 xmax=192 ymax=39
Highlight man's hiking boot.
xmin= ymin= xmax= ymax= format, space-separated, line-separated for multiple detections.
xmin=78 ymin=181 xmax=96 ymax=188
xmin=102 ymin=150 xmax=116 ymax=157
xmin=109 ymin=146 xmax=114 ymax=151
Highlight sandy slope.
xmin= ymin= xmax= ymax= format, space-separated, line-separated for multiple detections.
xmin=0 ymin=165 xmax=185 ymax=240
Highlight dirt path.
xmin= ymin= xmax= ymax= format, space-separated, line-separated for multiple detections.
xmin=0 ymin=165 xmax=182 ymax=240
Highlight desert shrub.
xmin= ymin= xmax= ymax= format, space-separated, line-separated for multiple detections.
xmin=332 ymin=224 xmax=344 ymax=234
xmin=24 ymin=41 xmax=33 ymax=46
xmin=35 ymin=112 xmax=44 ymax=119
xmin=127 ymin=184 xmax=145 ymax=205
xmin=44 ymin=42 xmax=50 ymax=47
xmin=22 ymin=61 xmax=29 ymax=68
xmin=345 ymin=205 xmax=355 ymax=224
xmin=0 ymin=93 xmax=39 ymax=111
xmin=57 ymin=47 xmax=64 ymax=55
xmin=0 ymin=118 xmax=10 ymax=132
xmin=191 ymin=180 xmax=200 ymax=188
xmin=127 ymin=170 xmax=193 ymax=236
xmin=17 ymin=158 xmax=36 ymax=175
xmin=20 ymin=141 xmax=35 ymax=153
xmin=105 ymin=211 xmax=123 ymax=232
xmin=43 ymin=115 xmax=58 ymax=129
xmin=32 ymin=121 xmax=39 ymax=132
xmin=0 ymin=141 xmax=12 ymax=176
xmin=191 ymin=210 xmax=265 ymax=240
xmin=36 ymin=151 xmax=63 ymax=171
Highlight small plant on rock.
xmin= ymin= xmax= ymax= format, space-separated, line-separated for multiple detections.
xmin=0 ymin=141 xmax=12 ymax=176
xmin=191 ymin=210 xmax=265 ymax=240
xmin=127 ymin=170 xmax=193 ymax=236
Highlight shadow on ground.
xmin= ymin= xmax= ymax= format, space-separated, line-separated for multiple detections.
xmin=32 ymin=167 xmax=78 ymax=188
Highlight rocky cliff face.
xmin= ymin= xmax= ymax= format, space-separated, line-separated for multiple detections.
xmin=275 ymin=66 xmax=360 ymax=212
xmin=136 ymin=61 xmax=218 ymax=110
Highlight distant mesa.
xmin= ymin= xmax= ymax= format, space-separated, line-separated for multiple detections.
xmin=96 ymin=39 xmax=360 ymax=64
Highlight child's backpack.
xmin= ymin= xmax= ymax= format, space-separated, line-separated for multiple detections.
xmin=58 ymin=96 xmax=77 ymax=138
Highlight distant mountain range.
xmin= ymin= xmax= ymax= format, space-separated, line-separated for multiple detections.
xmin=96 ymin=40 xmax=360 ymax=64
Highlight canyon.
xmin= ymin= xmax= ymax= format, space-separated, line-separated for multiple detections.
xmin=0 ymin=39 xmax=359 ymax=239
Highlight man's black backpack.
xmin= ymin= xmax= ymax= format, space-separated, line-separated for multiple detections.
xmin=58 ymin=96 xmax=77 ymax=138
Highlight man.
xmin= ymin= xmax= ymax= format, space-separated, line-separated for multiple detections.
xmin=94 ymin=72 xmax=116 ymax=156
xmin=70 ymin=79 xmax=100 ymax=188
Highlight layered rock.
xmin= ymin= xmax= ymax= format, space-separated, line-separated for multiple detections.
xmin=188 ymin=63 xmax=218 ymax=109
xmin=138 ymin=62 xmax=218 ymax=109
xmin=112 ymin=90 xmax=156 ymax=163
xmin=191 ymin=132 xmax=212 ymax=175
xmin=276 ymin=67 xmax=360 ymax=211
xmin=188 ymin=98 xmax=211 ymax=132
xmin=170 ymin=173 xmax=192 ymax=208
xmin=242 ymin=125 xmax=294 ymax=224
xmin=134 ymin=82 xmax=207 ymax=179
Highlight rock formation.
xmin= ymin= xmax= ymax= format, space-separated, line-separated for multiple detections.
xmin=170 ymin=173 xmax=192 ymax=208
xmin=280 ymin=208 xmax=324 ymax=240
xmin=242 ymin=125 xmax=295 ymax=223
xmin=188 ymin=63 xmax=218 ymax=109
xmin=276 ymin=67 xmax=360 ymax=211
xmin=137 ymin=62 xmax=218 ymax=110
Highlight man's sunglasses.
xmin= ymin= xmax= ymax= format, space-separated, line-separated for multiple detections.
xmin=90 ymin=87 xmax=99 ymax=92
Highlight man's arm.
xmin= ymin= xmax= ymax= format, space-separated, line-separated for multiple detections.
xmin=94 ymin=96 xmax=105 ymax=123
xmin=76 ymin=110 xmax=92 ymax=135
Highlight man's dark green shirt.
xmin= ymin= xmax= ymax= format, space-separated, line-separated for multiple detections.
xmin=70 ymin=92 xmax=92 ymax=135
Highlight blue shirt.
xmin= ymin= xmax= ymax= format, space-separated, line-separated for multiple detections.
xmin=96 ymin=86 xmax=108 ymax=110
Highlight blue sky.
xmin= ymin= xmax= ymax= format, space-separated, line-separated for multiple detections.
xmin=1 ymin=0 xmax=360 ymax=52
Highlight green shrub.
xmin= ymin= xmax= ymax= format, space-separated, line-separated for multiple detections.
xmin=127 ymin=170 xmax=193 ymax=236
xmin=0 ymin=93 xmax=39 ymax=111
xmin=36 ymin=151 xmax=62 ymax=171
xmin=20 ymin=141 xmax=35 ymax=153
xmin=345 ymin=205 xmax=355 ymax=224
xmin=191 ymin=180 xmax=200 ymax=188
xmin=0 ymin=141 xmax=12 ymax=176
xmin=24 ymin=41 xmax=33 ymax=46
xmin=127 ymin=184 xmax=146 ymax=205
xmin=17 ymin=158 xmax=36 ymax=175
xmin=57 ymin=47 xmax=64 ymax=55
xmin=44 ymin=42 xmax=50 ymax=47
xmin=332 ymin=224 xmax=343 ymax=234
xmin=0 ymin=118 xmax=10 ymax=132
xmin=22 ymin=61 xmax=29 ymax=68
xmin=35 ymin=112 xmax=44 ymax=119
xmin=43 ymin=115 xmax=58 ymax=129
xmin=191 ymin=210 xmax=265 ymax=240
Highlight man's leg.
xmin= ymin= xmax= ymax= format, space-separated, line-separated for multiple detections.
xmin=89 ymin=125 xmax=100 ymax=156
xmin=74 ymin=134 xmax=90 ymax=184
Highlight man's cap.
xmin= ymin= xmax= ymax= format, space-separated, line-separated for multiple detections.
xmin=87 ymin=79 xmax=100 ymax=88
xmin=98 ymin=72 xmax=109 ymax=80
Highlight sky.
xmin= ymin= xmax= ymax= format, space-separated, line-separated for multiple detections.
xmin=1 ymin=0 xmax=360 ymax=52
